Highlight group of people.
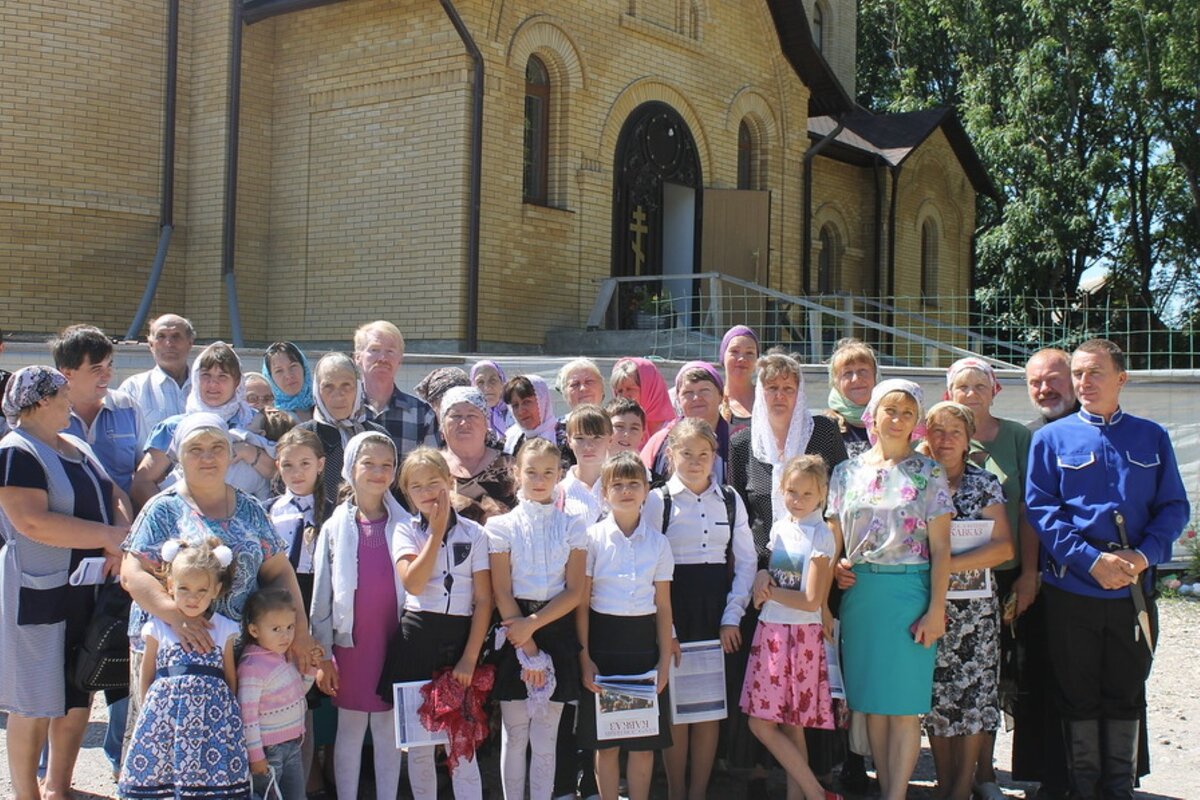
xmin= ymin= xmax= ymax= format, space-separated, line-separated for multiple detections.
xmin=0 ymin=317 xmax=1187 ymax=800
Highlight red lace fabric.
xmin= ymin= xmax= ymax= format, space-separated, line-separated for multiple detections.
xmin=417 ymin=664 xmax=496 ymax=772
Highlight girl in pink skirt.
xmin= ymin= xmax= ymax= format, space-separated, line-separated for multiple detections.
xmin=741 ymin=455 xmax=841 ymax=800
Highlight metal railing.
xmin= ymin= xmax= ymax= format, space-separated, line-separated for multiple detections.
xmin=586 ymin=273 xmax=1200 ymax=369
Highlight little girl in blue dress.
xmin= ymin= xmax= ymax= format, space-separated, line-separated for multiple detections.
xmin=120 ymin=536 xmax=249 ymax=799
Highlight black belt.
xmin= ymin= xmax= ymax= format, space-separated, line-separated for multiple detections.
xmin=155 ymin=664 xmax=226 ymax=680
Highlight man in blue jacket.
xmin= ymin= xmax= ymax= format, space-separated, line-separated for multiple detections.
xmin=1026 ymin=338 xmax=1189 ymax=800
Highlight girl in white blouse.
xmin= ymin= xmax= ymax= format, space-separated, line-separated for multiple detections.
xmin=486 ymin=437 xmax=589 ymax=800
xmin=558 ymin=404 xmax=612 ymax=523
xmin=642 ymin=418 xmax=756 ymax=800
xmin=577 ymin=452 xmax=676 ymax=800
xmin=385 ymin=447 xmax=492 ymax=800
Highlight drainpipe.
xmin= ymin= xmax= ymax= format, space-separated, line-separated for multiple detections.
xmin=440 ymin=0 xmax=483 ymax=353
xmin=220 ymin=0 xmax=246 ymax=346
xmin=126 ymin=0 xmax=180 ymax=341
xmin=886 ymin=164 xmax=903 ymax=337
xmin=802 ymin=120 xmax=844 ymax=294
xmin=872 ymin=154 xmax=885 ymax=297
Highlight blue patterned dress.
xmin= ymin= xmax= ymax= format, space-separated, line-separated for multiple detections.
xmin=120 ymin=614 xmax=250 ymax=799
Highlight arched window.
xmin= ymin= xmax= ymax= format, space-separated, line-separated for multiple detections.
xmin=818 ymin=224 xmax=838 ymax=294
xmin=523 ymin=56 xmax=550 ymax=205
xmin=921 ymin=218 xmax=939 ymax=304
xmin=737 ymin=120 xmax=753 ymax=190
xmin=812 ymin=3 xmax=824 ymax=52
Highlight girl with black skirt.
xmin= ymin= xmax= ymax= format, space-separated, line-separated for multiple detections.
xmin=577 ymin=452 xmax=676 ymax=800
xmin=486 ymin=436 xmax=589 ymax=799
xmin=382 ymin=447 xmax=493 ymax=800
xmin=642 ymin=418 xmax=756 ymax=800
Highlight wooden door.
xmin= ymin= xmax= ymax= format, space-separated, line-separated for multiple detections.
xmin=700 ymin=189 xmax=771 ymax=332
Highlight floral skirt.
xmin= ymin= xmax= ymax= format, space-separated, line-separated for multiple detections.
xmin=924 ymin=594 xmax=1001 ymax=737
xmin=739 ymin=621 xmax=835 ymax=729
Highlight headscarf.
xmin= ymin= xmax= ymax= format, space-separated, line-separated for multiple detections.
xmin=341 ymin=429 xmax=399 ymax=486
xmin=440 ymin=385 xmax=488 ymax=417
xmin=944 ymin=356 xmax=1001 ymax=400
xmin=261 ymin=342 xmax=315 ymax=413
xmin=674 ymin=360 xmax=725 ymax=397
xmin=169 ymin=412 xmax=231 ymax=461
xmin=750 ymin=358 xmax=814 ymax=521
xmin=414 ymin=367 xmax=470 ymax=411
xmin=184 ymin=342 xmax=256 ymax=427
xmin=613 ymin=357 xmax=675 ymax=438
xmin=470 ymin=359 xmax=510 ymax=436
xmin=718 ymin=325 xmax=759 ymax=365
xmin=669 ymin=361 xmax=731 ymax=469
xmin=826 ymin=387 xmax=867 ymax=427
xmin=312 ymin=358 xmax=370 ymax=447
xmin=2 ymin=366 xmax=67 ymax=426
xmin=862 ymin=378 xmax=926 ymax=446
xmin=503 ymin=375 xmax=559 ymax=454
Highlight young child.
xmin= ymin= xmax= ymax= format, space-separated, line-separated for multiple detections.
xmin=642 ymin=418 xmax=756 ymax=800
xmin=267 ymin=427 xmax=333 ymax=796
xmin=119 ymin=537 xmax=249 ymax=800
xmin=576 ymin=452 xmax=675 ymax=800
xmin=605 ymin=397 xmax=646 ymax=456
xmin=238 ymin=589 xmax=314 ymax=800
xmin=560 ymin=404 xmax=612 ymax=523
xmin=486 ymin=438 xmax=589 ymax=800
xmin=310 ymin=431 xmax=407 ymax=800
xmin=382 ymin=447 xmax=493 ymax=800
xmin=741 ymin=455 xmax=841 ymax=800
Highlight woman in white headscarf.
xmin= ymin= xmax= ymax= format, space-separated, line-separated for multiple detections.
xmin=826 ymin=379 xmax=955 ymax=800
xmin=132 ymin=342 xmax=276 ymax=505
xmin=298 ymin=352 xmax=390 ymax=503
xmin=501 ymin=375 xmax=571 ymax=466
xmin=725 ymin=353 xmax=848 ymax=782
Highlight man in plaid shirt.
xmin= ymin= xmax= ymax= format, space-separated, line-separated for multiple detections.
xmin=353 ymin=320 xmax=437 ymax=461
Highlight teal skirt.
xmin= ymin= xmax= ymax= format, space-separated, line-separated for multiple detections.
xmin=839 ymin=564 xmax=936 ymax=715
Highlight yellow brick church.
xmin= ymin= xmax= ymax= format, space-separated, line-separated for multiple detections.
xmin=1 ymin=0 xmax=995 ymax=352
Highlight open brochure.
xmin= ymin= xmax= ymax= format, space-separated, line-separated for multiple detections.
xmin=947 ymin=519 xmax=995 ymax=600
xmin=669 ymin=640 xmax=727 ymax=724
xmin=391 ymin=681 xmax=449 ymax=749
xmin=594 ymin=670 xmax=659 ymax=741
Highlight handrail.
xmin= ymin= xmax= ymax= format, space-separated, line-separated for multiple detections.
xmin=585 ymin=272 xmax=1022 ymax=369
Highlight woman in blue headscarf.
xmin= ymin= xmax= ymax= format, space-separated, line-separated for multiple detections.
xmin=263 ymin=342 xmax=315 ymax=423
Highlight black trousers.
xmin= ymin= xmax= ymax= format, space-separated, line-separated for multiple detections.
xmin=1043 ymin=584 xmax=1156 ymax=721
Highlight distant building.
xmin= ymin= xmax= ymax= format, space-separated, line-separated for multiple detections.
xmin=1 ymin=0 xmax=996 ymax=352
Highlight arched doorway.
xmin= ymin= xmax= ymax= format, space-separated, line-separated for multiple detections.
xmin=612 ymin=102 xmax=702 ymax=329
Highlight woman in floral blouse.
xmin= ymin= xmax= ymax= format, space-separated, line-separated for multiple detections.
xmin=826 ymin=379 xmax=954 ymax=800
xmin=920 ymin=401 xmax=1013 ymax=800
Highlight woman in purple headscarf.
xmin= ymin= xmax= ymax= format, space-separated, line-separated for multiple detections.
xmin=639 ymin=361 xmax=730 ymax=482
xmin=719 ymin=325 xmax=760 ymax=434
xmin=470 ymin=360 xmax=514 ymax=439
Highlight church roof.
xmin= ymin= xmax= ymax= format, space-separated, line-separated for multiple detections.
xmin=809 ymin=109 xmax=1001 ymax=202
xmin=764 ymin=0 xmax=854 ymax=117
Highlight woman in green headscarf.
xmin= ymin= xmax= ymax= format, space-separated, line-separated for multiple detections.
xmin=823 ymin=338 xmax=879 ymax=458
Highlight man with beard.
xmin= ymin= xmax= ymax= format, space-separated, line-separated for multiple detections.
xmin=1025 ymin=348 xmax=1079 ymax=430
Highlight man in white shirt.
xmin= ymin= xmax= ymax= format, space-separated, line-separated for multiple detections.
xmin=118 ymin=314 xmax=194 ymax=432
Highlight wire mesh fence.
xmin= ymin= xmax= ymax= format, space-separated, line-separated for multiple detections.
xmin=588 ymin=273 xmax=1200 ymax=369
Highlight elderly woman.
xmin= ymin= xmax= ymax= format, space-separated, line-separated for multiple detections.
xmin=610 ymin=357 xmax=675 ymax=439
xmin=640 ymin=361 xmax=729 ymax=481
xmin=919 ymin=402 xmax=1013 ymax=800
xmin=132 ymin=342 xmax=276 ymax=506
xmin=298 ymin=352 xmax=389 ymax=502
xmin=1 ymin=367 xmax=133 ymax=800
xmin=823 ymin=338 xmax=878 ymax=458
xmin=719 ymin=325 xmax=760 ymax=432
xmin=943 ymin=357 xmax=1036 ymax=798
xmin=556 ymin=357 xmax=605 ymax=409
xmin=726 ymin=353 xmax=848 ymax=786
xmin=826 ymin=379 xmax=954 ymax=800
xmin=439 ymin=386 xmax=516 ymax=523
xmin=414 ymin=366 xmax=470 ymax=422
xmin=120 ymin=414 xmax=316 ymax=749
xmin=471 ymin=360 xmax=515 ymax=439
xmin=262 ymin=341 xmax=315 ymax=422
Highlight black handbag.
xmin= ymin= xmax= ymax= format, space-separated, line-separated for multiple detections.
xmin=70 ymin=577 xmax=132 ymax=692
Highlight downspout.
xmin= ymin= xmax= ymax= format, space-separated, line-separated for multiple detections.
xmin=439 ymin=0 xmax=483 ymax=353
xmin=221 ymin=0 xmax=246 ymax=346
xmin=887 ymin=164 xmax=903 ymax=336
xmin=801 ymin=120 xmax=844 ymax=294
xmin=126 ymin=0 xmax=180 ymax=341
xmin=873 ymin=155 xmax=885 ymax=297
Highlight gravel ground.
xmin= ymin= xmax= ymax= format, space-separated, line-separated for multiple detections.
xmin=4 ymin=599 xmax=1196 ymax=799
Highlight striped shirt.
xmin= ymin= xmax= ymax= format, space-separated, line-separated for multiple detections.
xmin=236 ymin=645 xmax=312 ymax=762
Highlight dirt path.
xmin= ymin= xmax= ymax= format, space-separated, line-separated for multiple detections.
xmin=3 ymin=600 xmax=1197 ymax=799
